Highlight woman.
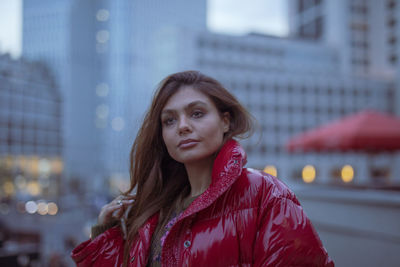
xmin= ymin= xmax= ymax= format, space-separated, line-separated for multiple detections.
xmin=71 ymin=71 xmax=334 ymax=266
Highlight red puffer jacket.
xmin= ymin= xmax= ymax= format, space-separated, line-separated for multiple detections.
xmin=71 ymin=140 xmax=334 ymax=266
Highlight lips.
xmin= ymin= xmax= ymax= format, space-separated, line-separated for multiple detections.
xmin=178 ymin=139 xmax=199 ymax=148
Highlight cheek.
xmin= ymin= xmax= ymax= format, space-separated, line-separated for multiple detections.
xmin=162 ymin=130 xmax=181 ymax=161
xmin=162 ymin=129 xmax=175 ymax=153
xmin=162 ymin=129 xmax=170 ymax=147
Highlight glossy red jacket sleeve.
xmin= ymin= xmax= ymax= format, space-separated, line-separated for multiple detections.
xmin=253 ymin=183 xmax=334 ymax=266
xmin=71 ymin=227 xmax=125 ymax=267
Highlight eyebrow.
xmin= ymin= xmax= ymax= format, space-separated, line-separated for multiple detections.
xmin=161 ymin=100 xmax=208 ymax=115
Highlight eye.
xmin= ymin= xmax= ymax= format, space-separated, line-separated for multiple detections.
xmin=162 ymin=117 xmax=176 ymax=126
xmin=192 ymin=110 xmax=204 ymax=118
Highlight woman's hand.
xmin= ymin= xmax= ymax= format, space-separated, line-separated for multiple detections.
xmin=98 ymin=196 xmax=134 ymax=225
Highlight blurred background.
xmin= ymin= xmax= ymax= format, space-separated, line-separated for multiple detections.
xmin=0 ymin=0 xmax=399 ymax=266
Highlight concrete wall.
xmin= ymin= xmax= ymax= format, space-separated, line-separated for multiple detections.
xmin=290 ymin=183 xmax=400 ymax=267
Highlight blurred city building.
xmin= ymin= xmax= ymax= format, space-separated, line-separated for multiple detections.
xmin=22 ymin=0 xmax=107 ymax=194
xmin=151 ymin=1 xmax=400 ymax=187
xmin=0 ymin=53 xmax=63 ymax=266
xmin=289 ymin=0 xmax=399 ymax=80
xmin=287 ymin=0 xmax=400 ymax=184
xmin=22 ymin=0 xmax=207 ymax=194
xmin=21 ymin=0 xmax=400 ymax=190
xmin=0 ymin=53 xmax=63 ymax=200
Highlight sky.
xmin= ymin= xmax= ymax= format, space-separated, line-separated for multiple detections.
xmin=0 ymin=0 xmax=288 ymax=58
xmin=0 ymin=0 xmax=22 ymax=57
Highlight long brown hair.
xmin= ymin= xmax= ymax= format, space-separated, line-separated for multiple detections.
xmin=122 ymin=70 xmax=253 ymax=265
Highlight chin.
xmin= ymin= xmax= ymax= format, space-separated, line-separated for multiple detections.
xmin=173 ymin=151 xmax=215 ymax=165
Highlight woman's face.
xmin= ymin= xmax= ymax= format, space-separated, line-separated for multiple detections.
xmin=161 ymin=86 xmax=230 ymax=165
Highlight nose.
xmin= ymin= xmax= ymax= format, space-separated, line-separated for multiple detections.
xmin=178 ymin=115 xmax=192 ymax=135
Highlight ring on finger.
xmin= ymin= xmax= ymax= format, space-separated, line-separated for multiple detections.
xmin=117 ymin=199 xmax=122 ymax=205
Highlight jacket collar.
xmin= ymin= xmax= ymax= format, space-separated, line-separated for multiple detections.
xmin=179 ymin=139 xmax=246 ymax=218
xmin=136 ymin=140 xmax=246 ymax=233
xmin=136 ymin=140 xmax=246 ymax=261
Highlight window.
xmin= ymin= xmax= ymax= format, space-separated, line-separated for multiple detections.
xmin=350 ymin=23 xmax=369 ymax=31
xmin=388 ymin=35 xmax=397 ymax=45
xmin=351 ymin=40 xmax=369 ymax=48
xmin=351 ymin=5 xmax=368 ymax=14
xmin=387 ymin=18 xmax=396 ymax=27
xmin=298 ymin=0 xmax=319 ymax=12
xmin=260 ymin=145 xmax=267 ymax=153
xmin=259 ymin=84 xmax=265 ymax=93
xmin=316 ymin=17 xmax=324 ymax=38
xmin=389 ymin=54 xmax=397 ymax=64
xmin=387 ymin=0 xmax=396 ymax=9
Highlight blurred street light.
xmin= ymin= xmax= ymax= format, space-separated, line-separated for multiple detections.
xmin=341 ymin=165 xmax=354 ymax=183
xmin=263 ymin=165 xmax=277 ymax=177
xmin=302 ymin=165 xmax=316 ymax=183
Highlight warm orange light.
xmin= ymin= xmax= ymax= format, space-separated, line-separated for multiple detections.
xmin=4 ymin=156 xmax=14 ymax=169
xmin=263 ymin=165 xmax=277 ymax=177
xmin=27 ymin=181 xmax=41 ymax=196
xmin=37 ymin=202 xmax=48 ymax=215
xmin=30 ymin=156 xmax=40 ymax=177
xmin=17 ymin=156 xmax=28 ymax=172
xmin=3 ymin=181 xmax=15 ymax=196
xmin=302 ymin=165 xmax=316 ymax=183
xmin=341 ymin=165 xmax=354 ymax=183
xmin=48 ymin=202 xmax=58 ymax=215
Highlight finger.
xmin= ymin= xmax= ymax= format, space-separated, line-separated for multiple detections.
xmin=113 ymin=200 xmax=134 ymax=215
xmin=121 ymin=199 xmax=135 ymax=205
xmin=98 ymin=205 xmax=123 ymax=224
xmin=99 ymin=198 xmax=134 ymax=223
xmin=106 ymin=203 xmax=124 ymax=213
xmin=115 ymin=205 xmax=126 ymax=218
xmin=100 ymin=205 xmax=123 ymax=223
xmin=111 ymin=197 xmax=123 ymax=205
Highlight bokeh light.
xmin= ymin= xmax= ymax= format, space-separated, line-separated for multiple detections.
xmin=96 ymin=30 xmax=110 ymax=43
xmin=263 ymin=165 xmax=277 ymax=177
xmin=96 ymin=83 xmax=109 ymax=97
xmin=25 ymin=201 xmax=37 ymax=214
xmin=37 ymin=202 xmax=48 ymax=215
xmin=96 ymin=9 xmax=110 ymax=21
xmin=47 ymin=202 xmax=58 ymax=215
xmin=112 ymin=117 xmax=125 ymax=131
xmin=38 ymin=158 xmax=51 ymax=174
xmin=51 ymin=158 xmax=64 ymax=174
xmin=3 ymin=181 xmax=15 ymax=196
xmin=302 ymin=165 xmax=316 ymax=183
xmin=341 ymin=165 xmax=354 ymax=183
xmin=96 ymin=104 xmax=109 ymax=119
xmin=27 ymin=181 xmax=41 ymax=196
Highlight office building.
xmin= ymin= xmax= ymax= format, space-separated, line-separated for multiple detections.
xmin=0 ymin=53 xmax=63 ymax=199
xmin=22 ymin=0 xmax=207 ymax=192
xmin=153 ymin=28 xmax=397 ymax=185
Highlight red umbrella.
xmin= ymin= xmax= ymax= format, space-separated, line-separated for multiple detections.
xmin=286 ymin=110 xmax=400 ymax=152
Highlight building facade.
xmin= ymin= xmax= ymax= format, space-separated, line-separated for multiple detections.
xmin=153 ymin=28 xmax=397 ymax=186
xmin=22 ymin=0 xmax=207 ymax=192
xmin=0 ymin=53 xmax=63 ymax=200
xmin=288 ymin=0 xmax=400 ymax=80
xmin=286 ymin=0 xmax=400 ymax=183
xmin=21 ymin=0 xmax=400 ymax=190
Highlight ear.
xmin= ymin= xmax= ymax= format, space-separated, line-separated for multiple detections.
xmin=222 ymin=112 xmax=230 ymax=133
